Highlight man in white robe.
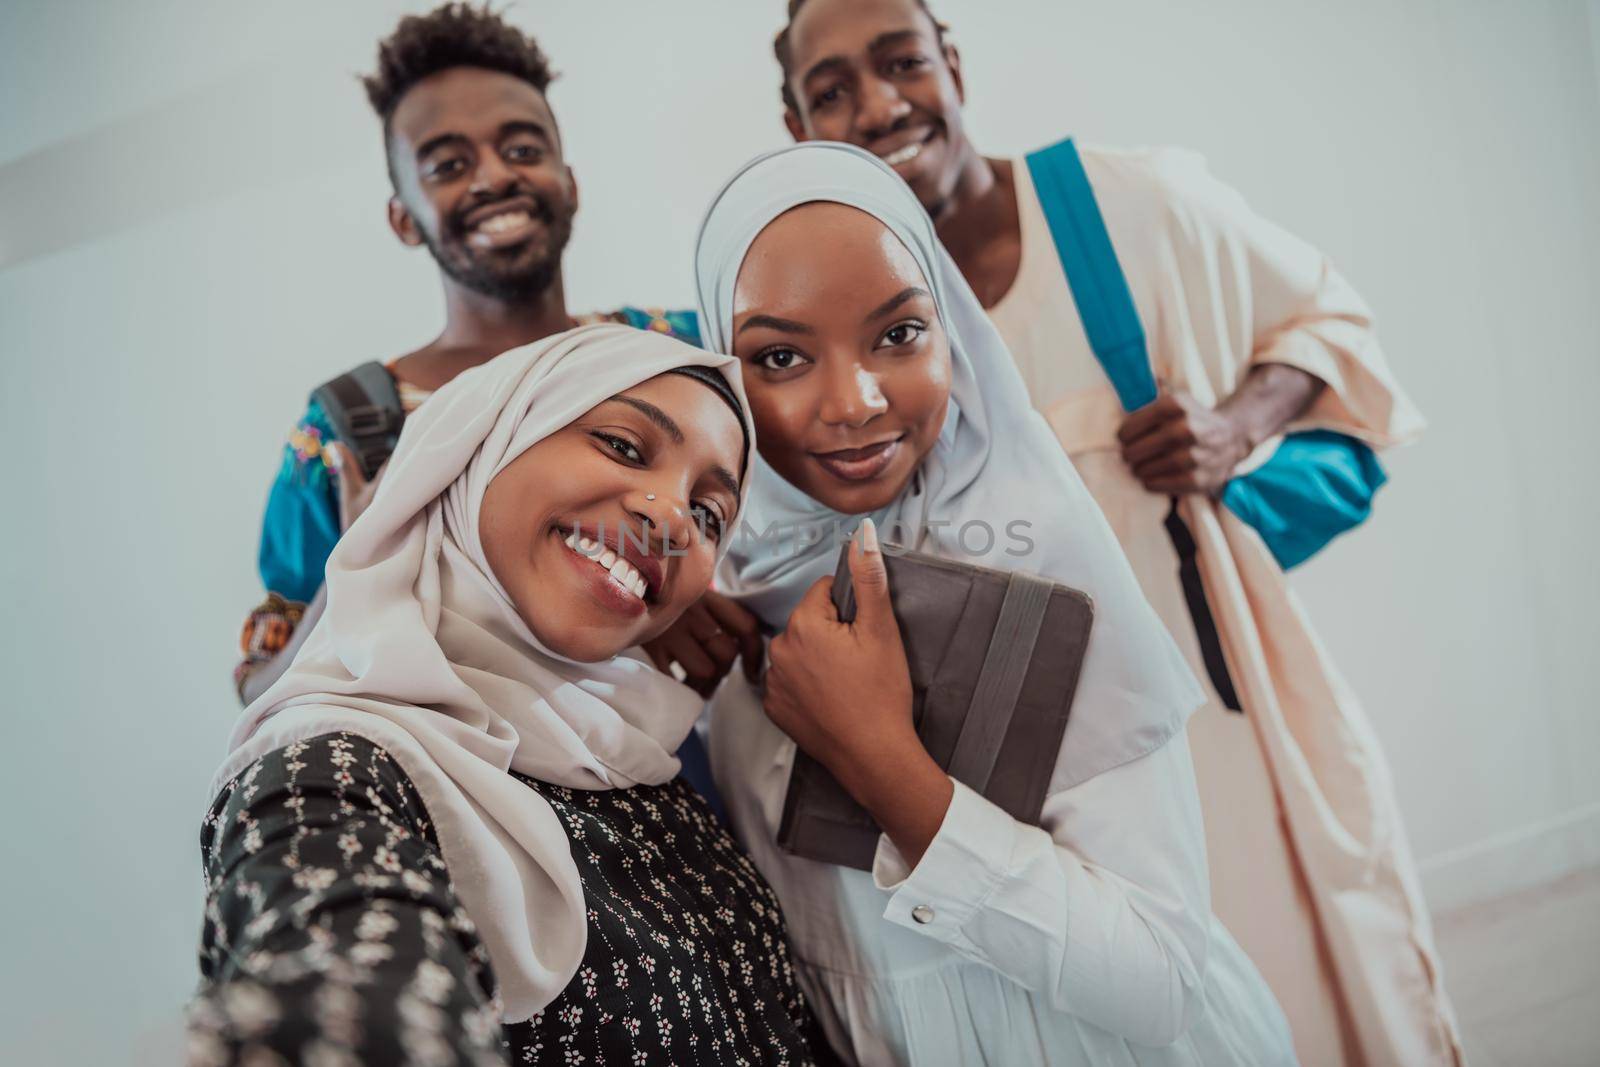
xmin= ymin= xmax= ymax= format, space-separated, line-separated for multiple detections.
xmin=773 ymin=0 xmax=1464 ymax=1062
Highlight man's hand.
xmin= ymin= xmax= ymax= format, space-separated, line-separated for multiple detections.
xmin=642 ymin=590 xmax=765 ymax=697
xmin=1117 ymin=366 xmax=1326 ymax=496
xmin=1117 ymin=390 xmax=1252 ymax=495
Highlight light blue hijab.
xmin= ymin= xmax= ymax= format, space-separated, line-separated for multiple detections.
xmin=693 ymin=141 xmax=1203 ymax=789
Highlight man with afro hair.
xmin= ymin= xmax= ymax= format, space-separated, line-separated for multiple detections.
xmin=237 ymin=4 xmax=703 ymax=722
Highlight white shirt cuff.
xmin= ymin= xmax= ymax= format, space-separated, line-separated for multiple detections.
xmin=870 ymin=779 xmax=1017 ymax=944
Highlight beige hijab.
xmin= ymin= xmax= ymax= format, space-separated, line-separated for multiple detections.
xmin=213 ymin=323 xmax=753 ymax=1021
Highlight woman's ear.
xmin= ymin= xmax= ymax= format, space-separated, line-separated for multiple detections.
xmin=388 ymin=197 xmax=423 ymax=247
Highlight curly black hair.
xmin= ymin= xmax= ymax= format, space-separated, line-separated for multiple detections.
xmin=363 ymin=3 xmax=555 ymax=132
xmin=773 ymin=0 xmax=949 ymax=113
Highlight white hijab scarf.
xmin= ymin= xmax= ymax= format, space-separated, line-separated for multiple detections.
xmin=213 ymin=323 xmax=754 ymax=1021
xmin=694 ymin=143 xmax=1203 ymax=790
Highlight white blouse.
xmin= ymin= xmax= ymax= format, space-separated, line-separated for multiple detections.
xmin=708 ymin=668 xmax=1297 ymax=1065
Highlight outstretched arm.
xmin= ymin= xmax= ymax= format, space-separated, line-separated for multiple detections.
xmin=191 ymin=732 xmax=507 ymax=1065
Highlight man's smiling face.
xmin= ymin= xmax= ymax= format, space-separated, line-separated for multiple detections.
xmin=386 ymin=66 xmax=577 ymax=300
xmin=782 ymin=0 xmax=969 ymax=216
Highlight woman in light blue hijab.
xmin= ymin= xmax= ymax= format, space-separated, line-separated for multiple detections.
xmin=690 ymin=142 xmax=1298 ymax=1065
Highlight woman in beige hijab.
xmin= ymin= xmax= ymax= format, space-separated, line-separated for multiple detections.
xmin=190 ymin=324 xmax=830 ymax=1066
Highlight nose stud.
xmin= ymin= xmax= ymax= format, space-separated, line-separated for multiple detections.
xmin=646 ymin=494 xmax=656 ymax=501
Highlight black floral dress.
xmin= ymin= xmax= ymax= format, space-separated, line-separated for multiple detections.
xmin=190 ymin=733 xmax=828 ymax=1066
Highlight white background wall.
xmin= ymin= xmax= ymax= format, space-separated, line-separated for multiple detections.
xmin=2 ymin=1 xmax=1597 ymax=1062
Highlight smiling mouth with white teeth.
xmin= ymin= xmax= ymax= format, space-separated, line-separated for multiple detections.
xmin=476 ymin=211 xmax=533 ymax=235
xmin=877 ymin=131 xmax=935 ymax=168
xmin=881 ymin=143 xmax=922 ymax=167
xmin=462 ymin=204 xmax=549 ymax=250
xmin=563 ymin=529 xmax=650 ymax=601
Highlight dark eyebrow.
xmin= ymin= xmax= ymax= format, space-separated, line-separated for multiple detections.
xmin=736 ymin=314 xmax=816 ymax=337
xmin=800 ymin=54 xmax=852 ymax=87
xmin=801 ymin=29 xmax=927 ymax=87
xmin=416 ymin=120 xmax=552 ymax=162
xmin=414 ymin=131 xmax=469 ymax=161
xmin=708 ymin=465 xmax=741 ymax=501
xmin=612 ymin=396 xmax=684 ymax=444
xmin=866 ymin=286 xmax=931 ymax=322
xmin=868 ymin=29 xmax=926 ymax=53
xmin=499 ymin=119 xmax=553 ymax=146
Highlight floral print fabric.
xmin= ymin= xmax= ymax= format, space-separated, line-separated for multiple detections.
xmin=505 ymin=772 xmax=821 ymax=1065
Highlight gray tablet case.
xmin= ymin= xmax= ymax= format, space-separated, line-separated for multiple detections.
xmin=775 ymin=544 xmax=1095 ymax=870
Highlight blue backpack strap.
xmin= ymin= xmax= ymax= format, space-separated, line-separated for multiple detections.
xmin=1028 ymin=140 xmax=1242 ymax=710
xmin=1025 ymin=139 xmax=1157 ymax=412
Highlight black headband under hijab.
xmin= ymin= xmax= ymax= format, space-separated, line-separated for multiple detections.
xmin=665 ymin=364 xmax=751 ymax=471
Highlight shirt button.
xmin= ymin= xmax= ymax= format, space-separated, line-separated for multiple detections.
xmin=910 ymin=904 xmax=935 ymax=925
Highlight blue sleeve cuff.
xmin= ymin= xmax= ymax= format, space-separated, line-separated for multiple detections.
xmin=257 ymin=399 xmax=342 ymax=603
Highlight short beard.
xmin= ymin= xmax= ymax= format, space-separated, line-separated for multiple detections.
xmin=420 ymin=205 xmax=574 ymax=304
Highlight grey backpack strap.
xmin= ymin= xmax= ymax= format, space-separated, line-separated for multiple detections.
xmin=945 ymin=572 xmax=1055 ymax=794
xmin=310 ymin=361 xmax=405 ymax=479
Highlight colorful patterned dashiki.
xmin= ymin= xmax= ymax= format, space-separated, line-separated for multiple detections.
xmin=235 ymin=308 xmax=699 ymax=694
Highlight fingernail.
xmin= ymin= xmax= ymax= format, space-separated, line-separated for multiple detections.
xmin=860 ymin=517 xmax=879 ymax=553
